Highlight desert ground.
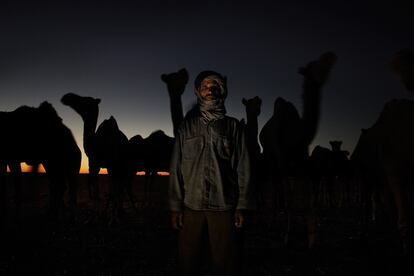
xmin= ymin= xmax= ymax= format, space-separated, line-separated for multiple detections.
xmin=0 ymin=173 xmax=411 ymax=275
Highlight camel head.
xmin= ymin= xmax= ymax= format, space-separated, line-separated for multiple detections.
xmin=242 ymin=96 xmax=262 ymax=117
xmin=390 ymin=48 xmax=414 ymax=93
xmin=161 ymin=68 xmax=189 ymax=96
xmin=61 ymin=93 xmax=101 ymax=124
xmin=329 ymin=140 xmax=343 ymax=152
xmin=298 ymin=51 xmax=337 ymax=87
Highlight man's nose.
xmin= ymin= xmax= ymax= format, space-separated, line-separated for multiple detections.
xmin=209 ymin=87 xmax=218 ymax=94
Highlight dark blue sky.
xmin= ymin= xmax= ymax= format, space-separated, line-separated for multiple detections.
xmin=1 ymin=0 xmax=413 ymax=170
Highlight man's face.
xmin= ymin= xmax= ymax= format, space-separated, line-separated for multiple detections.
xmin=198 ymin=79 xmax=220 ymax=100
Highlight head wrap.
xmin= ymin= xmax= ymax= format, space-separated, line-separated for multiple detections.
xmin=194 ymin=71 xmax=227 ymax=123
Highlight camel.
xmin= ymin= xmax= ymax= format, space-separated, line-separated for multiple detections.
xmin=309 ymin=141 xmax=351 ymax=209
xmin=95 ymin=116 xmax=133 ymax=214
xmin=242 ymin=96 xmax=262 ymax=159
xmin=328 ymin=141 xmax=351 ymax=207
xmin=351 ymin=100 xmax=414 ymax=254
xmin=161 ymin=68 xmax=189 ymax=135
xmin=60 ymin=93 xmax=102 ymax=200
xmin=61 ymin=93 xmax=134 ymax=222
xmin=128 ymin=130 xmax=174 ymax=206
xmin=350 ymin=49 xmax=414 ymax=255
xmin=242 ymin=96 xmax=263 ymax=208
xmin=310 ymin=145 xmax=335 ymax=208
xmin=61 ymin=92 xmax=172 ymax=212
xmin=0 ymin=102 xmax=81 ymax=222
xmin=259 ymin=51 xmax=337 ymax=248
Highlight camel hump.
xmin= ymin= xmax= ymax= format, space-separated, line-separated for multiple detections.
xmin=38 ymin=101 xmax=62 ymax=122
xmin=147 ymin=130 xmax=173 ymax=143
xmin=311 ymin=145 xmax=331 ymax=157
xmin=129 ymin=134 xmax=144 ymax=143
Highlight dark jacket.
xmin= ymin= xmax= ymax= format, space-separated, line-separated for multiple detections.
xmin=168 ymin=114 xmax=252 ymax=211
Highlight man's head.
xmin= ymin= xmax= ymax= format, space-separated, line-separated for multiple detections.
xmin=194 ymin=70 xmax=227 ymax=121
xmin=194 ymin=70 xmax=227 ymax=101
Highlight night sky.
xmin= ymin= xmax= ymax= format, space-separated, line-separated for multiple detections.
xmin=1 ymin=0 xmax=413 ymax=172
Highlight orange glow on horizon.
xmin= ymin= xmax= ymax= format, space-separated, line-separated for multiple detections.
xmin=157 ymin=172 xmax=170 ymax=176
xmin=19 ymin=163 xmax=46 ymax=173
xmin=13 ymin=164 xmax=169 ymax=176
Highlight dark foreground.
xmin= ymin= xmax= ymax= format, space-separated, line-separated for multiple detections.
xmin=0 ymin=174 xmax=411 ymax=275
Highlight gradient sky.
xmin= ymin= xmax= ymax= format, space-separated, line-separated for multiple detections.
xmin=1 ymin=0 xmax=413 ymax=172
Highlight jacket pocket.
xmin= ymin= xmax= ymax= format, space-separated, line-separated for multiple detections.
xmin=183 ymin=136 xmax=204 ymax=160
xmin=215 ymin=136 xmax=234 ymax=160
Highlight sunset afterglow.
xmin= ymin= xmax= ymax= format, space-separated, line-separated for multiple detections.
xmin=15 ymin=164 xmax=169 ymax=176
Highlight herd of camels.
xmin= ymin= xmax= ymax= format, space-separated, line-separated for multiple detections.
xmin=1 ymin=50 xmax=413 ymax=254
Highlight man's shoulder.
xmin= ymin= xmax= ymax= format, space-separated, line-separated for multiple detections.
xmin=177 ymin=115 xmax=200 ymax=133
xmin=223 ymin=116 xmax=244 ymax=128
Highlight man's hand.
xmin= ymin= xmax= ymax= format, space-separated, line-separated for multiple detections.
xmin=234 ymin=210 xmax=245 ymax=228
xmin=171 ymin=211 xmax=184 ymax=230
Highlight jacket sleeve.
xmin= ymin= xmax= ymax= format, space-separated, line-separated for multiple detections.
xmin=235 ymin=123 xmax=254 ymax=210
xmin=168 ymin=131 xmax=185 ymax=211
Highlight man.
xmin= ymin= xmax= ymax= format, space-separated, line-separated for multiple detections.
xmin=168 ymin=70 xmax=252 ymax=275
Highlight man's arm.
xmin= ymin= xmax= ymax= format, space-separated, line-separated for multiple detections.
xmin=168 ymin=132 xmax=184 ymax=229
xmin=235 ymin=123 xmax=253 ymax=212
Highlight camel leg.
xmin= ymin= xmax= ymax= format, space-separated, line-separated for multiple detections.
xmin=107 ymin=170 xmax=127 ymax=226
xmin=88 ymin=165 xmax=101 ymax=216
xmin=66 ymin=171 xmax=79 ymax=220
xmin=306 ymin=212 xmax=318 ymax=249
xmin=387 ymin=175 xmax=409 ymax=254
xmin=0 ymin=162 xmax=7 ymax=225
xmin=283 ymin=177 xmax=292 ymax=247
xmin=9 ymin=162 xmax=22 ymax=221
xmin=149 ymin=171 xmax=156 ymax=207
xmin=88 ymin=165 xmax=100 ymax=200
xmin=284 ymin=212 xmax=291 ymax=247
xmin=125 ymin=174 xmax=139 ymax=214
xmin=144 ymin=171 xmax=151 ymax=207
xmin=46 ymin=170 xmax=66 ymax=221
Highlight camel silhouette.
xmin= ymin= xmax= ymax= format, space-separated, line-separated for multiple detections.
xmin=242 ymin=96 xmax=263 ymax=208
xmin=62 ymin=92 xmax=173 ymax=212
xmin=61 ymin=93 xmax=102 ymax=199
xmin=0 ymin=101 xmax=81 ymax=222
xmin=310 ymin=145 xmax=335 ymax=208
xmin=161 ymin=68 xmax=189 ymax=136
xmin=61 ymin=93 xmax=134 ymax=223
xmin=352 ymin=101 xmax=414 ymax=255
xmin=242 ymin=96 xmax=262 ymax=159
xmin=259 ymin=52 xmax=337 ymax=248
xmin=310 ymin=141 xmax=350 ymax=209
xmin=351 ymin=49 xmax=414 ymax=255
xmin=328 ymin=140 xmax=351 ymax=207
xmin=128 ymin=130 xmax=174 ymax=206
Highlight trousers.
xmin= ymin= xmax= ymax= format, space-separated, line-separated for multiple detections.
xmin=177 ymin=208 xmax=243 ymax=276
